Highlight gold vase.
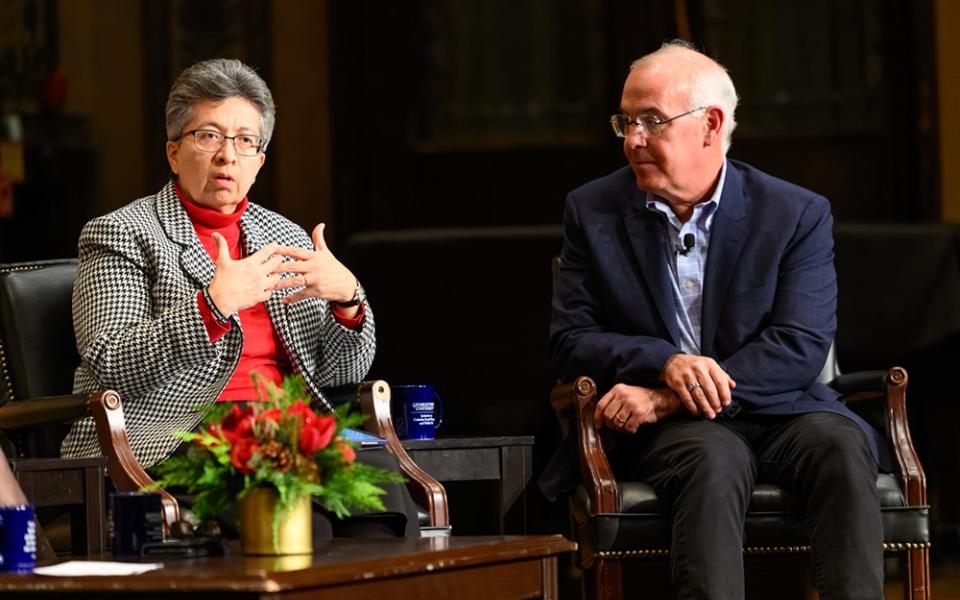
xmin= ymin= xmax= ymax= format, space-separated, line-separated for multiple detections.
xmin=239 ymin=488 xmax=313 ymax=555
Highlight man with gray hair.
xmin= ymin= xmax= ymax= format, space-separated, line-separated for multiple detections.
xmin=542 ymin=41 xmax=886 ymax=598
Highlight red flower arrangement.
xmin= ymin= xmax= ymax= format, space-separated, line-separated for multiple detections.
xmin=150 ymin=375 xmax=403 ymax=540
xmin=206 ymin=400 xmax=338 ymax=474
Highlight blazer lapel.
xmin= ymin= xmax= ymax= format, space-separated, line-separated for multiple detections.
xmin=700 ymin=166 xmax=750 ymax=357
xmin=240 ymin=210 xmax=292 ymax=335
xmin=156 ymin=181 xmax=216 ymax=288
xmin=622 ymin=201 xmax=682 ymax=347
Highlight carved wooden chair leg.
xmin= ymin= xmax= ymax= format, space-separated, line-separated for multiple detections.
xmin=596 ymin=559 xmax=623 ymax=600
xmin=904 ymin=546 xmax=930 ymax=600
xmin=581 ymin=563 xmax=595 ymax=600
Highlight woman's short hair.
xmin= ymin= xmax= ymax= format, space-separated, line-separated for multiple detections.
xmin=165 ymin=58 xmax=276 ymax=151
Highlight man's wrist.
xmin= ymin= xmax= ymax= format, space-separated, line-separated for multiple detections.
xmin=653 ymin=388 xmax=682 ymax=419
xmin=660 ymin=353 xmax=685 ymax=381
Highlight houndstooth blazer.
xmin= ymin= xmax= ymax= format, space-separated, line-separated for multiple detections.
xmin=60 ymin=181 xmax=376 ymax=468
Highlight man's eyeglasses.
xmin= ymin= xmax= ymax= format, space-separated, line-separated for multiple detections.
xmin=181 ymin=129 xmax=264 ymax=156
xmin=609 ymin=106 xmax=706 ymax=138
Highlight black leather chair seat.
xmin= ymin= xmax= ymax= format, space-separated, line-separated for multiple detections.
xmin=575 ymin=473 xmax=929 ymax=556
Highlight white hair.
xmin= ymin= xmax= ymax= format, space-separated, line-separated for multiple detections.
xmin=630 ymin=40 xmax=739 ymax=154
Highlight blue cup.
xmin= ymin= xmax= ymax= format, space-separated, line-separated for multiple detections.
xmin=110 ymin=492 xmax=165 ymax=556
xmin=391 ymin=384 xmax=444 ymax=440
xmin=0 ymin=505 xmax=36 ymax=573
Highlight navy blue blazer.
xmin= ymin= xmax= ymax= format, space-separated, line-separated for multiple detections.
xmin=541 ymin=160 xmax=889 ymax=500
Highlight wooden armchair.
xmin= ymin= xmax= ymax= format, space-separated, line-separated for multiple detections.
xmin=552 ymin=362 xmax=930 ymax=600
xmin=0 ymin=259 xmax=448 ymax=542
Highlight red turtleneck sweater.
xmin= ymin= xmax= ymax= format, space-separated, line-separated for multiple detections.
xmin=177 ymin=186 xmax=362 ymax=401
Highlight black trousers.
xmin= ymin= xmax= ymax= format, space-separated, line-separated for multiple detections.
xmin=609 ymin=411 xmax=883 ymax=600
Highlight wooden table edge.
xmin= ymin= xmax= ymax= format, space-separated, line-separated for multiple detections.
xmin=0 ymin=535 xmax=577 ymax=594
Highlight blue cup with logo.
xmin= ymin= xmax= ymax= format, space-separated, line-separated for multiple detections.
xmin=391 ymin=384 xmax=444 ymax=440
xmin=0 ymin=505 xmax=37 ymax=573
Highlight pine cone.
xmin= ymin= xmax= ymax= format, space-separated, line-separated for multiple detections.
xmin=261 ymin=441 xmax=294 ymax=472
xmin=294 ymin=454 xmax=321 ymax=483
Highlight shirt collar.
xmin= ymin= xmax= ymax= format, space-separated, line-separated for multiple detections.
xmin=645 ymin=159 xmax=727 ymax=232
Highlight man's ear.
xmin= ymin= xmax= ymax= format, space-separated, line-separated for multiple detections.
xmin=166 ymin=140 xmax=180 ymax=176
xmin=703 ymin=107 xmax=725 ymax=148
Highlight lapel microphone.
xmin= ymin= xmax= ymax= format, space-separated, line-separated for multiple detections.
xmin=676 ymin=233 xmax=696 ymax=256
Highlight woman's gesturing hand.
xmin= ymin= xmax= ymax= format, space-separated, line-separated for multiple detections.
xmin=272 ymin=223 xmax=358 ymax=307
xmin=206 ymin=233 xmax=285 ymax=316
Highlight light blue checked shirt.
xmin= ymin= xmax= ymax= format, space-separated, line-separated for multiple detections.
xmin=645 ymin=160 xmax=727 ymax=355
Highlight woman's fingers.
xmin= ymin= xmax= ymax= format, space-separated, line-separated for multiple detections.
xmin=248 ymin=243 xmax=281 ymax=262
xmin=212 ymin=232 xmax=231 ymax=264
xmin=272 ymin=245 xmax=314 ymax=261
xmin=273 ymin=275 xmax=306 ymax=290
xmin=311 ymin=223 xmax=327 ymax=252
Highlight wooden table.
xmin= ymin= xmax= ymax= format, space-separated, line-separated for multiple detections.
xmin=0 ymin=535 xmax=576 ymax=599
xmin=401 ymin=436 xmax=534 ymax=533
xmin=10 ymin=457 xmax=106 ymax=555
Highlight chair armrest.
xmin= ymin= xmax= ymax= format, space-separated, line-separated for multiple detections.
xmin=877 ymin=367 xmax=926 ymax=507
xmin=0 ymin=390 xmax=181 ymax=537
xmin=357 ymin=380 xmax=449 ymax=528
xmin=552 ymin=377 xmax=620 ymax=514
xmin=828 ymin=370 xmax=886 ymax=397
xmin=85 ymin=390 xmax=180 ymax=537
xmin=838 ymin=367 xmax=925 ymax=506
xmin=0 ymin=393 xmax=89 ymax=429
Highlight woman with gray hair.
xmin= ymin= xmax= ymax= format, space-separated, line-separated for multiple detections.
xmin=61 ymin=58 xmax=416 ymax=537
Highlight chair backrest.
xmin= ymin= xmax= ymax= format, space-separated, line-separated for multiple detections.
xmin=0 ymin=260 xmax=79 ymax=402
xmin=0 ymin=260 xmax=79 ymax=456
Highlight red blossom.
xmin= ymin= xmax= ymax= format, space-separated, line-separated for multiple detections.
xmin=287 ymin=400 xmax=318 ymax=425
xmin=220 ymin=404 xmax=255 ymax=444
xmin=230 ymin=437 xmax=260 ymax=474
xmin=257 ymin=406 xmax=283 ymax=424
xmin=336 ymin=438 xmax=356 ymax=463
xmin=299 ymin=415 xmax=336 ymax=454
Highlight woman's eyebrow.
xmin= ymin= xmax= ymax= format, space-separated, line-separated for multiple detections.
xmin=192 ymin=121 xmax=260 ymax=133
